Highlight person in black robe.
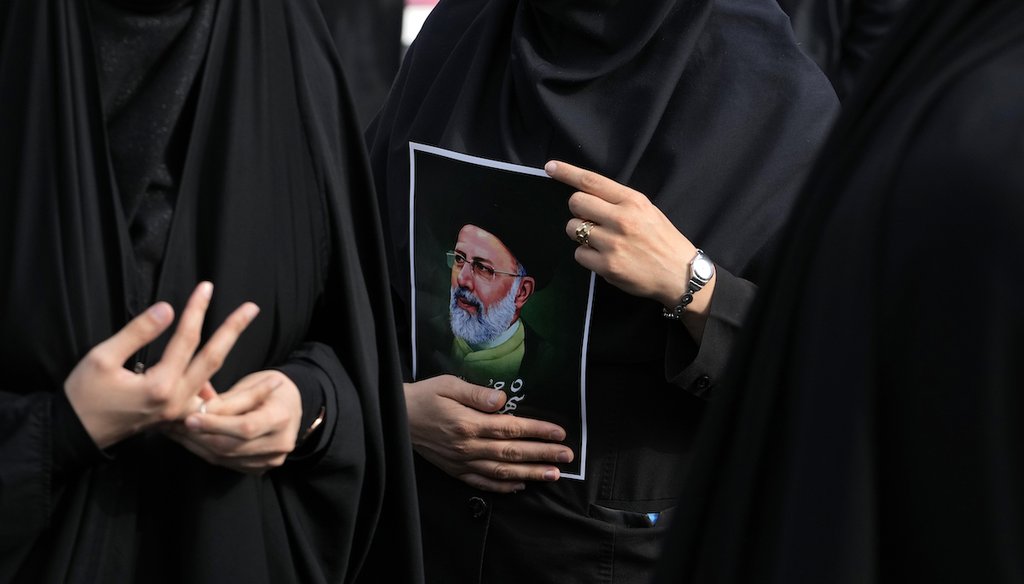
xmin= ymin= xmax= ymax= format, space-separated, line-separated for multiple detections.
xmin=653 ymin=0 xmax=1024 ymax=581
xmin=319 ymin=0 xmax=405 ymax=129
xmin=0 ymin=0 xmax=423 ymax=582
xmin=777 ymin=0 xmax=911 ymax=99
xmin=366 ymin=0 xmax=837 ymax=581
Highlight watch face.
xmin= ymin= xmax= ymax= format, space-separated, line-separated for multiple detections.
xmin=692 ymin=256 xmax=714 ymax=281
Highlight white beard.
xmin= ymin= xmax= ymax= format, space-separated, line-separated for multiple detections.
xmin=449 ymin=279 xmax=520 ymax=346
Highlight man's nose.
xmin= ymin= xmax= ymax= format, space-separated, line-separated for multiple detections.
xmin=456 ymin=262 xmax=475 ymax=288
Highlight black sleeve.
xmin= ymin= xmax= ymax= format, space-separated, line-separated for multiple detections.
xmin=274 ymin=342 xmax=364 ymax=461
xmin=0 ymin=389 xmax=106 ymax=548
xmin=664 ymin=266 xmax=758 ymax=398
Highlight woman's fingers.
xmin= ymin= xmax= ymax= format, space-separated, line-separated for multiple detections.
xmin=471 ymin=412 xmax=567 ymax=443
xmin=172 ymin=371 xmax=301 ymax=475
xmin=177 ymin=429 xmax=291 ymax=458
xmin=465 ymin=459 xmax=562 ymax=483
xmin=91 ymin=302 xmax=175 ymax=368
xmin=549 ymin=161 xmax=699 ymax=307
xmin=167 ymin=431 xmax=284 ymax=474
xmin=458 ymin=473 xmax=527 ymax=494
xmin=166 ymin=430 xmax=218 ymax=464
xmin=182 ymin=302 xmax=260 ymax=388
xmin=136 ymin=287 xmax=257 ymax=420
xmin=157 ymin=282 xmax=214 ymax=373
xmin=186 ymin=373 xmax=298 ymax=440
xmin=544 ymin=160 xmax=634 ymax=205
xmin=566 ymin=216 xmax=609 ymax=250
xmin=188 ymin=406 xmax=278 ymax=441
xmin=65 ymin=283 xmax=265 ymax=449
xmin=220 ymin=454 xmax=286 ymax=474
xmin=197 ymin=381 xmax=217 ymax=401
xmin=198 ymin=372 xmax=281 ymax=417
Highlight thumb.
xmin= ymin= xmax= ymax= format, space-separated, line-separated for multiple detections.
xmin=94 ymin=302 xmax=175 ymax=366
xmin=443 ymin=378 xmax=506 ymax=413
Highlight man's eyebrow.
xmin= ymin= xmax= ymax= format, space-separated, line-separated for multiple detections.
xmin=454 ymin=247 xmax=495 ymax=266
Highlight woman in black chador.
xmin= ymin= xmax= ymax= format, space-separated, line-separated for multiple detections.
xmin=367 ymin=0 xmax=838 ymax=581
xmin=655 ymin=0 xmax=1024 ymax=581
xmin=0 ymin=0 xmax=422 ymax=582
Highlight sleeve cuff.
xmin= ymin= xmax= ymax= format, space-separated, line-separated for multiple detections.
xmin=273 ymin=360 xmax=328 ymax=458
xmin=664 ymin=266 xmax=757 ymax=398
xmin=51 ymin=390 xmax=109 ymax=481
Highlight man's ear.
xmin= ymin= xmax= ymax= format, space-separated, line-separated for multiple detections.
xmin=514 ymin=277 xmax=535 ymax=309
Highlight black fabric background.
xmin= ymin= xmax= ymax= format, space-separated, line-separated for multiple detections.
xmin=318 ymin=0 xmax=404 ymax=129
xmin=777 ymin=0 xmax=911 ymax=99
xmin=655 ymin=0 xmax=1024 ymax=581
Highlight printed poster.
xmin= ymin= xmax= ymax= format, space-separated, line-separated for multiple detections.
xmin=408 ymin=143 xmax=594 ymax=480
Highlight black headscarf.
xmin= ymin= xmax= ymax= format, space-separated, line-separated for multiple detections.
xmin=89 ymin=0 xmax=212 ymax=312
xmin=655 ymin=0 xmax=1024 ymax=581
xmin=0 ymin=0 xmax=421 ymax=582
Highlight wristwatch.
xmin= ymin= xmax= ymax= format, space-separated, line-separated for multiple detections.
xmin=662 ymin=249 xmax=715 ymax=320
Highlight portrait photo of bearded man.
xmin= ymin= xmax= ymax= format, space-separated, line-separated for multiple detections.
xmin=446 ymin=222 xmax=541 ymax=390
xmin=407 ymin=144 xmax=592 ymax=477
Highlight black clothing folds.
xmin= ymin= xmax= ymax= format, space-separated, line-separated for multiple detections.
xmin=777 ymin=0 xmax=911 ymax=98
xmin=0 ymin=1 xmax=421 ymax=582
xmin=89 ymin=0 xmax=212 ymax=311
xmin=318 ymin=0 xmax=404 ymax=129
xmin=657 ymin=0 xmax=1024 ymax=582
xmin=367 ymin=0 xmax=837 ymax=581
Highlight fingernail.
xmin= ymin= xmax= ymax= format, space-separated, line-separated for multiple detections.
xmin=557 ymin=451 xmax=572 ymax=463
xmin=544 ymin=161 xmax=558 ymax=175
xmin=543 ymin=469 xmax=560 ymax=481
xmin=185 ymin=416 xmax=201 ymax=431
xmin=147 ymin=303 xmax=172 ymax=324
xmin=549 ymin=430 xmax=565 ymax=441
xmin=487 ymin=390 xmax=502 ymax=407
xmin=514 ymin=484 xmax=526 ymax=493
xmin=243 ymin=303 xmax=260 ymax=320
xmin=198 ymin=281 xmax=213 ymax=299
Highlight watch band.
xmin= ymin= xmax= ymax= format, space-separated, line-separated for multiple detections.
xmin=662 ymin=249 xmax=715 ymax=320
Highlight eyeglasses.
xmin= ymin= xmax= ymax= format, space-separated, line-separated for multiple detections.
xmin=446 ymin=251 xmax=520 ymax=281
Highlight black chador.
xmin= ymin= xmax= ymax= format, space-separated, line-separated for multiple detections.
xmin=367 ymin=0 xmax=838 ymax=581
xmin=0 ymin=1 xmax=422 ymax=582
xmin=656 ymin=0 xmax=1024 ymax=581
